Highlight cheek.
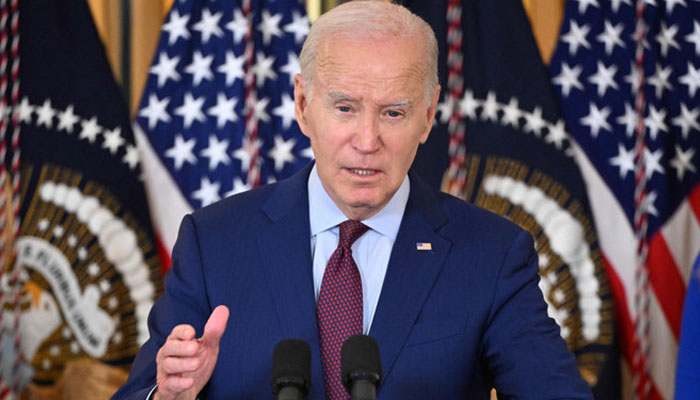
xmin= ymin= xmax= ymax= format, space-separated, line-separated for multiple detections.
xmin=385 ymin=135 xmax=420 ymax=162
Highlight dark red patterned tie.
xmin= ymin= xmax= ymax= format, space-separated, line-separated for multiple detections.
xmin=317 ymin=220 xmax=369 ymax=400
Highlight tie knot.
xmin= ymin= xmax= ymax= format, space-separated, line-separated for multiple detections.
xmin=338 ymin=220 xmax=369 ymax=249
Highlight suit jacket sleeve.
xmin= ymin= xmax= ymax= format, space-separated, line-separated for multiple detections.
xmin=111 ymin=214 xmax=212 ymax=400
xmin=482 ymin=230 xmax=592 ymax=399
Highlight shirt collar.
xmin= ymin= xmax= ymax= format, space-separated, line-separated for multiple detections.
xmin=308 ymin=164 xmax=409 ymax=241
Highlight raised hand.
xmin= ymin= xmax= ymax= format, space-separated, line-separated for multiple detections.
xmin=154 ymin=305 xmax=230 ymax=400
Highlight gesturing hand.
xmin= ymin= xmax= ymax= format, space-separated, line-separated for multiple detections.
xmin=154 ymin=305 xmax=230 ymax=400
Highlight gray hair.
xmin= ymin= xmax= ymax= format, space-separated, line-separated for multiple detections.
xmin=298 ymin=0 xmax=439 ymax=104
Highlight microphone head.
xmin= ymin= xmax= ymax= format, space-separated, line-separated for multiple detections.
xmin=271 ymin=339 xmax=311 ymax=395
xmin=341 ymin=334 xmax=382 ymax=391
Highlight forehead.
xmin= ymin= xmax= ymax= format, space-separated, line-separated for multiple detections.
xmin=314 ymin=33 xmax=428 ymax=101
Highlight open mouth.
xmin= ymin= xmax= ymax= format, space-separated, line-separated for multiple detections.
xmin=349 ymin=168 xmax=378 ymax=176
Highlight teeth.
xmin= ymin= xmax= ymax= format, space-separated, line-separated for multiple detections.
xmin=351 ymin=169 xmax=375 ymax=176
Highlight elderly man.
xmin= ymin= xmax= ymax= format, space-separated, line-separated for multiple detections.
xmin=114 ymin=1 xmax=592 ymax=399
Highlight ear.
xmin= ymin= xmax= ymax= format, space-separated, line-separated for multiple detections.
xmin=419 ymin=84 xmax=441 ymax=144
xmin=294 ymin=74 xmax=311 ymax=138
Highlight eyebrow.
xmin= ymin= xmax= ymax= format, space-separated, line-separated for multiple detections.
xmin=327 ymin=91 xmax=413 ymax=108
xmin=328 ymin=91 xmax=355 ymax=102
xmin=384 ymin=99 xmax=412 ymax=108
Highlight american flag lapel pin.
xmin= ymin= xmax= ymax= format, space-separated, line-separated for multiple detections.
xmin=416 ymin=242 xmax=432 ymax=251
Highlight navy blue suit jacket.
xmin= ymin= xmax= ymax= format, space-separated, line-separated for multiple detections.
xmin=114 ymin=164 xmax=592 ymax=399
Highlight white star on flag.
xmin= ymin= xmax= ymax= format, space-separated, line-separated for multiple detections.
xmin=562 ymin=20 xmax=591 ymax=56
xmin=207 ymin=93 xmax=238 ymax=128
xmin=36 ymin=99 xmax=56 ymax=128
xmin=523 ymin=106 xmax=546 ymax=136
xmin=217 ymin=51 xmax=245 ymax=86
xmin=252 ymin=52 xmax=277 ymax=87
xmin=580 ymin=102 xmax=611 ymax=137
xmin=576 ymin=0 xmax=600 ymax=14
xmin=597 ymin=21 xmax=624 ymax=55
xmin=459 ymin=90 xmax=480 ymax=119
xmin=672 ymin=104 xmax=700 ymax=139
xmin=284 ymin=11 xmax=310 ymax=44
xmin=192 ymin=9 xmax=224 ymax=44
xmin=588 ymin=61 xmax=618 ymax=97
xmin=644 ymin=147 xmax=665 ymax=179
xmin=553 ymin=63 xmax=584 ymax=96
xmin=669 ymin=145 xmax=696 ymax=180
xmin=648 ymin=63 xmax=673 ymax=98
xmin=123 ymin=145 xmax=139 ymax=170
xmin=258 ymin=10 xmax=283 ymax=45
xmin=139 ymin=94 xmax=171 ymax=129
xmin=165 ymin=134 xmax=197 ymax=170
xmin=609 ymin=143 xmax=635 ymax=178
xmin=272 ymin=93 xmax=296 ymax=129
xmin=616 ymin=103 xmax=638 ymax=137
xmin=162 ymin=9 xmax=190 ymax=45
xmin=501 ymin=98 xmax=522 ymax=127
xmin=102 ymin=127 xmax=124 ymax=154
xmin=226 ymin=9 xmax=249 ymax=44
xmin=200 ymin=135 xmax=231 ymax=170
xmin=192 ymin=176 xmax=221 ymax=207
xmin=686 ymin=21 xmax=700 ymax=55
xmin=225 ymin=176 xmax=250 ymax=197
xmin=17 ymin=97 xmax=34 ymax=123
xmin=644 ymin=105 xmax=668 ymax=141
xmin=174 ymin=92 xmax=206 ymax=128
xmin=56 ymin=105 xmax=79 ymax=133
xmin=185 ymin=51 xmax=215 ymax=86
xmin=656 ymin=22 xmax=681 ymax=57
xmin=679 ymin=62 xmax=700 ymax=96
xmin=79 ymin=116 xmax=101 ymax=143
xmin=480 ymin=92 xmax=499 ymax=122
xmin=279 ymin=52 xmax=300 ymax=85
xmin=268 ymin=135 xmax=297 ymax=172
xmin=150 ymin=52 xmax=181 ymax=87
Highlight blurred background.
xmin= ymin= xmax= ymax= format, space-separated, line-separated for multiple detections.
xmin=86 ymin=0 xmax=565 ymax=116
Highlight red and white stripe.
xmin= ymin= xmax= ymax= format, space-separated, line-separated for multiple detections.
xmin=630 ymin=0 xmax=652 ymax=397
xmin=7 ymin=0 xmax=21 ymax=393
xmin=573 ymin=142 xmax=700 ymax=400
xmin=134 ymin=124 xmax=191 ymax=270
xmin=240 ymin=0 xmax=262 ymax=188
xmin=0 ymin=0 xmax=10 ymax=265
xmin=443 ymin=0 xmax=467 ymax=197
xmin=0 ymin=0 xmax=20 ymax=396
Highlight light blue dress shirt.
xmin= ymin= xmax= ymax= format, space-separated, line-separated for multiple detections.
xmin=308 ymin=165 xmax=409 ymax=334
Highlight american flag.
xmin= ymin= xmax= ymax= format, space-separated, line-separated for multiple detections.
xmin=405 ymin=0 xmax=619 ymax=396
xmin=550 ymin=0 xmax=700 ymax=399
xmin=135 ymin=0 xmax=312 ymax=263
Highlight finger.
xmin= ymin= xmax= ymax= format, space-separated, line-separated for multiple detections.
xmin=202 ymin=305 xmax=229 ymax=349
xmin=158 ymin=337 xmax=199 ymax=360
xmin=159 ymin=375 xmax=194 ymax=393
xmin=169 ymin=324 xmax=197 ymax=341
xmin=160 ymin=355 xmax=202 ymax=375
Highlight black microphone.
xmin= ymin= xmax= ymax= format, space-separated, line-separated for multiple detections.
xmin=271 ymin=339 xmax=311 ymax=400
xmin=341 ymin=334 xmax=382 ymax=400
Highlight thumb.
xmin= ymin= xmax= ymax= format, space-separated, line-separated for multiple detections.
xmin=202 ymin=305 xmax=230 ymax=349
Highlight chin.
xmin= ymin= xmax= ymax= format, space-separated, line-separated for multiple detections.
xmin=345 ymin=195 xmax=387 ymax=214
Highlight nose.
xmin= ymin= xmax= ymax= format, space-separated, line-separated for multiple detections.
xmin=351 ymin=113 xmax=381 ymax=154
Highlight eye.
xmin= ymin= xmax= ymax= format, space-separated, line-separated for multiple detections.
xmin=337 ymin=105 xmax=351 ymax=113
xmin=386 ymin=110 xmax=403 ymax=118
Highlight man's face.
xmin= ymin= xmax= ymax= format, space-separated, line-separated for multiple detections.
xmin=294 ymin=33 xmax=439 ymax=220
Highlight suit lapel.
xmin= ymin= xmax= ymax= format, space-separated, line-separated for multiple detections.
xmin=256 ymin=166 xmax=452 ymax=393
xmin=256 ymin=164 xmax=325 ymax=393
xmin=369 ymin=172 xmax=451 ymax=383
